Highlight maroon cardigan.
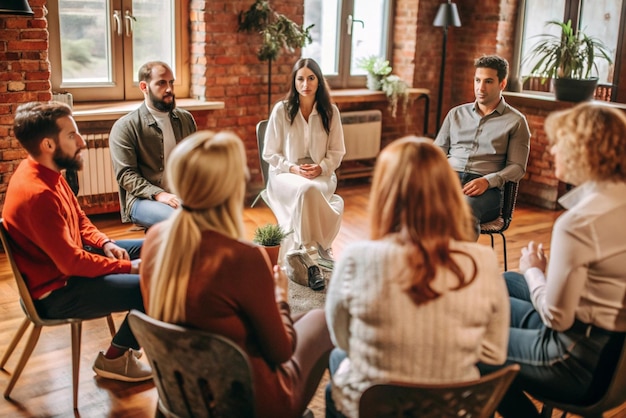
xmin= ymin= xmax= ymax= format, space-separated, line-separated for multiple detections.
xmin=141 ymin=226 xmax=301 ymax=418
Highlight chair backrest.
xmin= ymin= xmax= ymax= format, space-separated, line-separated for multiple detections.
xmin=358 ymin=364 xmax=520 ymax=418
xmin=256 ymin=120 xmax=270 ymax=188
xmin=597 ymin=340 xmax=626 ymax=411
xmin=128 ymin=310 xmax=256 ymax=418
xmin=0 ymin=218 xmax=51 ymax=326
xmin=500 ymin=181 xmax=519 ymax=230
xmin=541 ymin=338 xmax=626 ymax=415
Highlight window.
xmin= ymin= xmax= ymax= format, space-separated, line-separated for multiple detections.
xmin=48 ymin=0 xmax=189 ymax=102
xmin=519 ymin=0 xmax=624 ymax=97
xmin=302 ymin=0 xmax=393 ymax=89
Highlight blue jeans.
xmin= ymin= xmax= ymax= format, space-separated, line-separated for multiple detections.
xmin=478 ymin=272 xmax=625 ymax=418
xmin=33 ymin=239 xmax=145 ymax=350
xmin=326 ymin=348 xmax=348 ymax=418
xmin=457 ymin=172 xmax=502 ymax=237
xmin=130 ymin=198 xmax=174 ymax=228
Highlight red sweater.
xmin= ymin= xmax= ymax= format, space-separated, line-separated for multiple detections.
xmin=2 ymin=158 xmax=131 ymax=299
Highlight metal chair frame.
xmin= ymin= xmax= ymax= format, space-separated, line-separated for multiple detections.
xmin=251 ymin=119 xmax=270 ymax=208
xmin=479 ymin=181 xmax=519 ymax=271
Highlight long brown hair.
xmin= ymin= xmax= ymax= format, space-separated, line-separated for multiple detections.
xmin=369 ymin=136 xmax=477 ymax=304
xmin=284 ymin=58 xmax=333 ymax=134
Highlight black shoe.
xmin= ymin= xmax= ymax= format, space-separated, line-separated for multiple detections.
xmin=307 ymin=265 xmax=325 ymax=291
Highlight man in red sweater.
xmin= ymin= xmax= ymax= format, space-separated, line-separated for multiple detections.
xmin=2 ymin=102 xmax=151 ymax=382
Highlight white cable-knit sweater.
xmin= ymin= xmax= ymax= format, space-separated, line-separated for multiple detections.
xmin=325 ymin=238 xmax=510 ymax=418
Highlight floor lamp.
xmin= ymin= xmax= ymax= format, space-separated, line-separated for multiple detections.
xmin=433 ymin=0 xmax=461 ymax=134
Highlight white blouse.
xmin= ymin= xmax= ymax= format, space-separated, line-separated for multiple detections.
xmin=263 ymin=101 xmax=345 ymax=176
xmin=524 ymin=181 xmax=626 ymax=332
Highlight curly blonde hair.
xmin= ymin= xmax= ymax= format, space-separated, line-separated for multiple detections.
xmin=545 ymin=103 xmax=626 ymax=184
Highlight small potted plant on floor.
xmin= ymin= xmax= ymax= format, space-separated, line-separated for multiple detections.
xmin=253 ymin=223 xmax=291 ymax=266
xmin=523 ymin=19 xmax=613 ymax=102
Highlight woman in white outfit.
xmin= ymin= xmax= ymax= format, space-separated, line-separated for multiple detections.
xmin=263 ymin=58 xmax=346 ymax=288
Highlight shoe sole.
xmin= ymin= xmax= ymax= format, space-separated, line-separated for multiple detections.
xmin=92 ymin=366 xmax=153 ymax=383
xmin=309 ymin=281 xmax=325 ymax=291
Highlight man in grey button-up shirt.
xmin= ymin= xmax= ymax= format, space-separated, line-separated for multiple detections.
xmin=110 ymin=61 xmax=197 ymax=228
xmin=435 ymin=55 xmax=530 ymax=236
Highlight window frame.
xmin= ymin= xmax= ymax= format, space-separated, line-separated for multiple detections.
xmin=304 ymin=0 xmax=394 ymax=89
xmin=514 ymin=0 xmax=626 ymax=102
xmin=47 ymin=0 xmax=190 ymax=103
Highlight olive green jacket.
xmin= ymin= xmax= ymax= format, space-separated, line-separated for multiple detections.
xmin=109 ymin=102 xmax=197 ymax=223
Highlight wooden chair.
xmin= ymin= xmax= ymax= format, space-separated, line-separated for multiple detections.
xmin=537 ymin=341 xmax=626 ymax=418
xmin=128 ymin=310 xmax=256 ymax=418
xmin=358 ymin=364 xmax=520 ymax=418
xmin=0 ymin=218 xmax=116 ymax=409
xmin=251 ymin=119 xmax=270 ymax=208
xmin=480 ymin=181 xmax=519 ymax=271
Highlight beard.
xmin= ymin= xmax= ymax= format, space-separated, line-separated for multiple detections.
xmin=149 ymin=88 xmax=176 ymax=112
xmin=53 ymin=148 xmax=83 ymax=171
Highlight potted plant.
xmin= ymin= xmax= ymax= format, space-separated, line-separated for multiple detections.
xmin=357 ymin=56 xmax=392 ymax=90
xmin=238 ymin=0 xmax=314 ymax=115
xmin=523 ymin=19 xmax=613 ymax=102
xmin=253 ymin=223 xmax=291 ymax=266
xmin=357 ymin=55 xmax=409 ymax=118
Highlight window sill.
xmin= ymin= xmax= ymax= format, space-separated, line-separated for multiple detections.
xmin=503 ymin=91 xmax=626 ymax=111
xmin=331 ymin=88 xmax=430 ymax=103
xmin=71 ymin=98 xmax=225 ymax=122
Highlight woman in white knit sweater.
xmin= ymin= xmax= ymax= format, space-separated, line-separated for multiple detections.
xmin=325 ymin=136 xmax=510 ymax=418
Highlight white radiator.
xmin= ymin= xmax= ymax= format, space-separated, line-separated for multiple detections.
xmin=341 ymin=110 xmax=382 ymax=161
xmin=77 ymin=134 xmax=117 ymax=197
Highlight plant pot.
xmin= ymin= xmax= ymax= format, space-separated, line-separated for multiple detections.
xmin=553 ymin=77 xmax=598 ymax=102
xmin=366 ymin=74 xmax=383 ymax=91
xmin=262 ymin=245 xmax=281 ymax=267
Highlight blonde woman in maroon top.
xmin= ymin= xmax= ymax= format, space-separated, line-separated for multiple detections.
xmin=140 ymin=130 xmax=333 ymax=418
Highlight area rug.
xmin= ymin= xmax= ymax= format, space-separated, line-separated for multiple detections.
xmin=288 ymin=268 xmax=331 ymax=316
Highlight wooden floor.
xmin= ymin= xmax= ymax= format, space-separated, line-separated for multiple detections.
xmin=0 ymin=180 xmax=622 ymax=417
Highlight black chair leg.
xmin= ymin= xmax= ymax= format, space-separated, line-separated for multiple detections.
xmin=500 ymin=232 xmax=507 ymax=271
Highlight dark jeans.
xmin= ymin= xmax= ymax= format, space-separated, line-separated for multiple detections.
xmin=325 ymin=348 xmax=348 ymax=418
xmin=34 ymin=239 xmax=144 ymax=350
xmin=478 ymin=272 xmax=625 ymax=418
xmin=457 ymin=172 xmax=502 ymax=237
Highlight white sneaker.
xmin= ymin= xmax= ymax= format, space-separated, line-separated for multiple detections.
xmin=93 ymin=350 xmax=152 ymax=382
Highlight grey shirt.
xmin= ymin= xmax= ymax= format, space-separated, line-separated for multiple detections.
xmin=109 ymin=102 xmax=197 ymax=223
xmin=434 ymin=98 xmax=531 ymax=189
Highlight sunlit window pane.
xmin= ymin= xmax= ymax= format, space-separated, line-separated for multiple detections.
xmin=303 ymin=0 xmax=340 ymax=76
xmin=131 ymin=0 xmax=175 ymax=83
xmin=350 ymin=0 xmax=387 ymax=75
xmin=58 ymin=0 xmax=111 ymax=84
xmin=579 ymin=0 xmax=622 ymax=84
xmin=519 ymin=0 xmax=565 ymax=77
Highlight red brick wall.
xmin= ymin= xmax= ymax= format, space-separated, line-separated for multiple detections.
xmin=4 ymin=0 xmax=615 ymax=213
xmin=0 ymin=0 xmax=49 ymax=208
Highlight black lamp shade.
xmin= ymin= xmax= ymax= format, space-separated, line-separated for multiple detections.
xmin=433 ymin=2 xmax=461 ymax=28
xmin=0 ymin=0 xmax=34 ymax=16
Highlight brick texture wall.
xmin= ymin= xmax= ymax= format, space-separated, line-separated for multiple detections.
xmin=1 ymin=0 xmax=623 ymax=213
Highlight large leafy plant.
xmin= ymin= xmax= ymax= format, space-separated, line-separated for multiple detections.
xmin=524 ymin=19 xmax=613 ymax=81
xmin=238 ymin=0 xmax=313 ymax=114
